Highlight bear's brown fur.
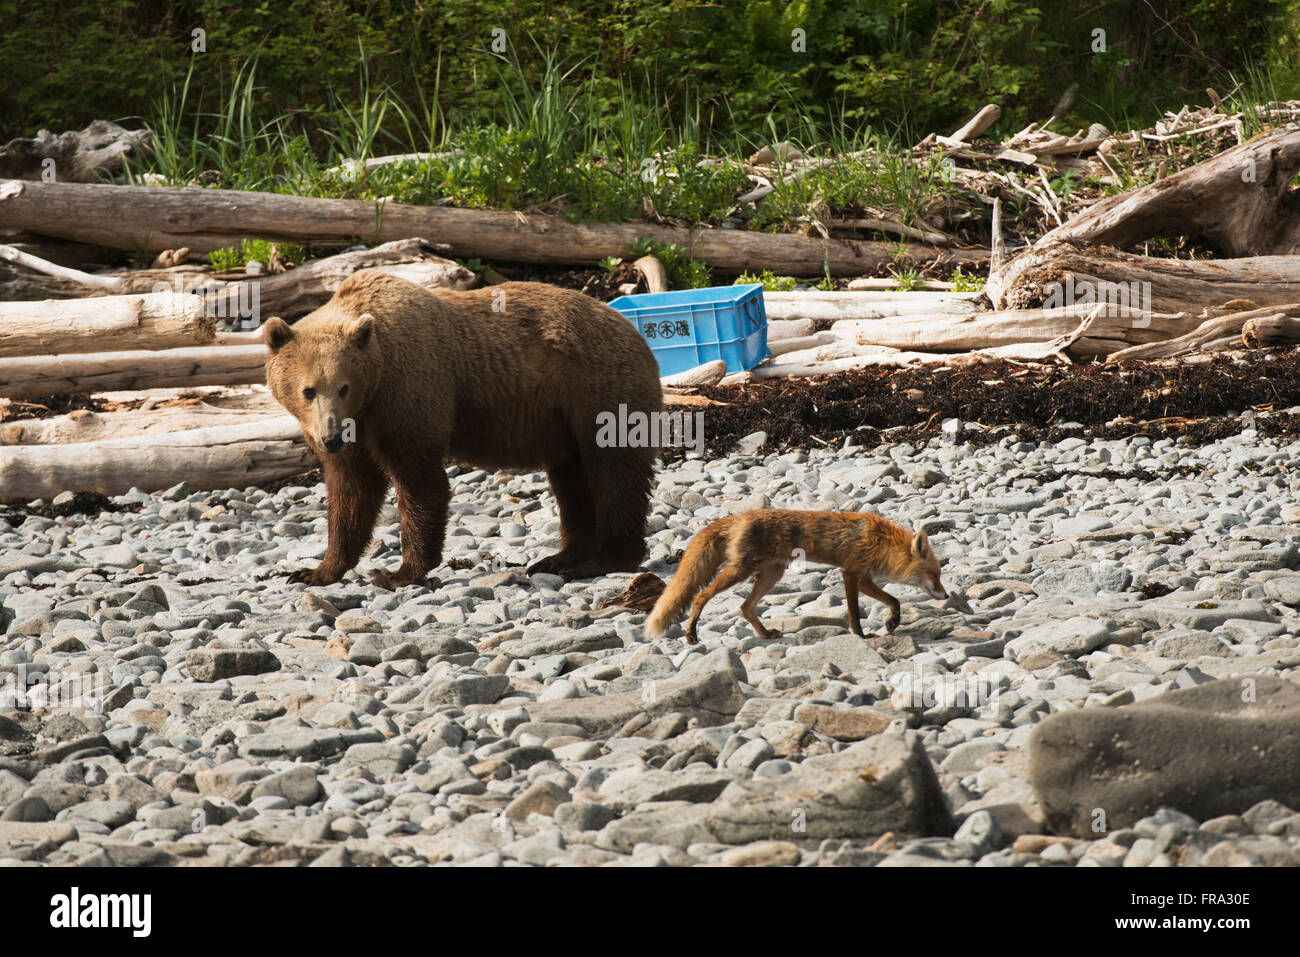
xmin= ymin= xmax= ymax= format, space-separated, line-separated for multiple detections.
xmin=263 ymin=270 xmax=662 ymax=589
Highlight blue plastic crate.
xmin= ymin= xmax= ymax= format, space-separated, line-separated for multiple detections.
xmin=609 ymin=283 xmax=768 ymax=376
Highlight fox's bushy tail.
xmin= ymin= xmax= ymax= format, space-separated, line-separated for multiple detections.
xmin=644 ymin=523 xmax=729 ymax=638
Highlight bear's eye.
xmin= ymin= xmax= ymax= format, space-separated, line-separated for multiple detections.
xmin=339 ymin=384 xmax=349 ymax=398
xmin=303 ymin=387 xmax=316 ymax=400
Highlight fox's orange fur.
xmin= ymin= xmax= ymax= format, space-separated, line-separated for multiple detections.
xmin=644 ymin=509 xmax=948 ymax=644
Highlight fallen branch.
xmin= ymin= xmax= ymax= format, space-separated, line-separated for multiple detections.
xmin=1243 ymin=314 xmax=1300 ymax=347
xmin=833 ymin=302 xmax=1197 ymax=357
xmin=634 ymin=255 xmax=668 ymax=294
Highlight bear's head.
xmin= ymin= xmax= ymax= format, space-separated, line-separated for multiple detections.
xmin=263 ymin=313 xmax=380 ymax=454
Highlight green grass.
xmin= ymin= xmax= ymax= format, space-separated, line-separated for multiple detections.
xmin=631 ymin=237 xmax=711 ymax=289
xmin=208 ymin=239 xmax=304 ymax=271
xmin=735 ymin=269 xmax=797 ymax=291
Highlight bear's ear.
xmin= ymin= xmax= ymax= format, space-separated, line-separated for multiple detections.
xmin=263 ymin=317 xmax=293 ymax=353
xmin=347 ymin=312 xmax=375 ymax=350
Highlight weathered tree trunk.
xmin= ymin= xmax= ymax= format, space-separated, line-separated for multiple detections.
xmin=0 ymin=179 xmax=989 ymax=276
xmin=1243 ymin=314 xmax=1300 ymax=347
xmin=989 ymin=243 xmax=1300 ymax=314
xmin=1026 ymin=125 xmax=1300 ymax=256
xmin=756 ymin=310 xmax=1103 ymax=376
xmin=203 ymin=238 xmax=476 ymax=320
xmin=0 ymin=404 xmax=290 ymax=446
xmin=762 ymin=290 xmax=985 ymax=321
xmin=0 ymin=345 xmax=268 ymax=399
xmin=0 ymin=121 xmax=152 ymax=182
xmin=0 ymin=292 xmax=213 ymax=358
xmin=1 ymin=238 xmax=475 ymax=320
xmin=831 ymin=302 xmax=1197 ymax=357
xmin=0 ymin=418 xmax=313 ymax=502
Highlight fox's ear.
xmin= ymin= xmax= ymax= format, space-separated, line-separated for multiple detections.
xmin=263 ymin=317 xmax=292 ymax=353
xmin=912 ymin=529 xmax=932 ymax=559
xmin=346 ymin=312 xmax=375 ymax=349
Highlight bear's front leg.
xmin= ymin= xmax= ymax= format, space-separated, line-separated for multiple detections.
xmin=288 ymin=448 xmax=388 ymax=585
xmin=369 ymin=452 xmax=450 ymax=590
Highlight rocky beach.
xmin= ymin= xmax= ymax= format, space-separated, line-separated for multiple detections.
xmin=3 ymin=414 xmax=1299 ymax=867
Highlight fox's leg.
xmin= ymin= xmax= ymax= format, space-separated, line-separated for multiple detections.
xmin=858 ymin=574 xmax=902 ymax=633
xmin=741 ymin=562 xmax=786 ymax=640
xmin=684 ymin=562 xmax=748 ymax=645
xmin=843 ymin=573 xmax=865 ymax=637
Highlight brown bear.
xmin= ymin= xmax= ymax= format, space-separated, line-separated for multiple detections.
xmin=263 ymin=270 xmax=662 ymax=589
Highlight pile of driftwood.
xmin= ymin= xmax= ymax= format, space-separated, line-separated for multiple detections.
xmin=706 ymin=121 xmax=1300 ymax=381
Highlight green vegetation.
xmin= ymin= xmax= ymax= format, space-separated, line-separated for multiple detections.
xmin=207 ymin=239 xmax=303 ymax=271
xmin=949 ymin=266 xmax=984 ymax=293
xmin=7 ymin=1 xmax=1297 ymax=144
xmin=631 ymin=237 xmax=711 ymax=289
xmin=4 ymin=0 xmax=1299 ymax=268
xmin=736 ymin=269 xmax=798 ymax=292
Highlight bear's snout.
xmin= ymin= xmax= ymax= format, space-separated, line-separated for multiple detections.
xmin=322 ymin=434 xmax=345 ymax=454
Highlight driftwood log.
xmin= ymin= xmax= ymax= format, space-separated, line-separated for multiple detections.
xmin=0 ymin=404 xmax=286 ymax=446
xmin=0 ymin=238 xmax=475 ymax=319
xmin=660 ymin=360 xmax=727 ymax=390
xmin=0 ymin=418 xmax=313 ymax=502
xmin=762 ymin=290 xmax=985 ymax=321
xmin=1243 ymin=314 xmax=1300 ymax=347
xmin=1106 ymin=301 xmax=1300 ymax=362
xmin=0 ymin=179 xmax=989 ymax=276
xmin=0 ymin=121 xmax=152 ymax=182
xmin=633 ymin=255 xmax=669 ymax=294
xmin=833 ymin=302 xmax=1198 ymax=357
xmin=989 ymin=243 xmax=1300 ymax=314
xmin=0 ymin=345 xmax=268 ymax=399
xmin=1028 ymin=124 xmax=1300 ymax=256
xmin=0 ymin=292 xmax=212 ymax=358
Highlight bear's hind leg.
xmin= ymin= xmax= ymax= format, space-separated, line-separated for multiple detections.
xmin=370 ymin=447 xmax=450 ymax=590
xmin=528 ymin=454 xmax=599 ymax=577
xmin=289 ymin=446 xmax=388 ymax=586
xmin=583 ymin=447 xmax=653 ymax=576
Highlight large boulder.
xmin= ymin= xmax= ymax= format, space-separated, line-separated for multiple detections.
xmin=1028 ymin=676 xmax=1300 ymax=837
xmin=596 ymin=730 xmax=949 ymax=851
xmin=486 ymin=669 xmax=745 ymax=736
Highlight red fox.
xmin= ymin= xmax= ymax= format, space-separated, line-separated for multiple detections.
xmin=644 ymin=509 xmax=949 ymax=644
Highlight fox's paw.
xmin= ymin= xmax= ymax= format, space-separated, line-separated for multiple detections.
xmin=885 ymin=615 xmax=900 ymax=633
xmin=758 ymin=627 xmax=782 ymax=641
